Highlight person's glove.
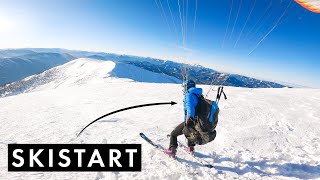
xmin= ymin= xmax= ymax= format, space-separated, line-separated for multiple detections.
xmin=185 ymin=117 xmax=195 ymax=128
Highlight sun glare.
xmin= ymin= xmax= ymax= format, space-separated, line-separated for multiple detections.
xmin=0 ymin=16 xmax=15 ymax=33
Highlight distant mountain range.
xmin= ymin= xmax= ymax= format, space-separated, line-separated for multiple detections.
xmin=0 ymin=50 xmax=76 ymax=85
xmin=0 ymin=48 xmax=288 ymax=89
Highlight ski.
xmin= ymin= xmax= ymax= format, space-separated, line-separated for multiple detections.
xmin=177 ymin=141 xmax=214 ymax=168
xmin=167 ymin=134 xmax=214 ymax=168
xmin=140 ymin=133 xmax=181 ymax=161
xmin=140 ymin=132 xmax=164 ymax=150
xmin=140 ymin=133 xmax=214 ymax=168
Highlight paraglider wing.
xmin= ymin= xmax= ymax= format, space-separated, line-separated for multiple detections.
xmin=295 ymin=0 xmax=320 ymax=13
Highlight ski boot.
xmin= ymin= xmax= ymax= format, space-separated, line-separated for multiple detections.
xmin=164 ymin=146 xmax=177 ymax=159
xmin=185 ymin=146 xmax=195 ymax=156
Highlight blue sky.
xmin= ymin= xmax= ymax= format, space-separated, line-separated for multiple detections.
xmin=0 ymin=0 xmax=319 ymax=87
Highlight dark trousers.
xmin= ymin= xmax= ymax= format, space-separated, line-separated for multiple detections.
xmin=170 ymin=122 xmax=195 ymax=148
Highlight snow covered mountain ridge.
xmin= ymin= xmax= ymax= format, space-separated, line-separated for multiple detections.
xmin=0 ymin=58 xmax=181 ymax=97
xmin=0 ymin=48 xmax=288 ymax=88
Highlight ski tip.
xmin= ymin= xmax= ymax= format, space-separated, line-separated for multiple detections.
xmin=140 ymin=133 xmax=147 ymax=138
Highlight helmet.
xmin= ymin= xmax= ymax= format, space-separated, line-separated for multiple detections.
xmin=182 ymin=80 xmax=196 ymax=90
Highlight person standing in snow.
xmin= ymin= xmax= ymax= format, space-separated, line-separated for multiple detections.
xmin=164 ymin=80 xmax=203 ymax=158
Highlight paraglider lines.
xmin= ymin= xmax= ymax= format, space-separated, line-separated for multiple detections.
xmin=245 ymin=1 xmax=273 ymax=43
xmin=193 ymin=0 xmax=198 ymax=36
xmin=177 ymin=0 xmax=185 ymax=46
xmin=234 ymin=0 xmax=256 ymax=48
xmin=185 ymin=0 xmax=188 ymax=44
xmin=222 ymin=0 xmax=234 ymax=48
xmin=205 ymin=74 xmax=219 ymax=98
xmin=229 ymin=0 xmax=242 ymax=40
xmin=248 ymin=1 xmax=292 ymax=55
xmin=154 ymin=0 xmax=172 ymax=35
xmin=158 ymin=0 xmax=172 ymax=33
xmin=167 ymin=0 xmax=179 ymax=43
xmin=247 ymin=1 xmax=280 ymax=45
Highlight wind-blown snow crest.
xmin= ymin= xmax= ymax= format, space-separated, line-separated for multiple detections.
xmin=31 ymin=58 xmax=117 ymax=90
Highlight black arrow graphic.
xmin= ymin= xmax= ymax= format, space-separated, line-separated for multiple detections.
xmin=77 ymin=101 xmax=177 ymax=137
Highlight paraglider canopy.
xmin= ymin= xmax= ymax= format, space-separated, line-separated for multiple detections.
xmin=295 ymin=0 xmax=320 ymax=13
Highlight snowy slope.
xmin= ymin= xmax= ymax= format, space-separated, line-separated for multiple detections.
xmin=0 ymin=79 xmax=319 ymax=179
xmin=0 ymin=58 xmax=181 ymax=97
xmin=110 ymin=61 xmax=181 ymax=84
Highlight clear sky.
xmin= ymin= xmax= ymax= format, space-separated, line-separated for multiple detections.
xmin=0 ymin=0 xmax=319 ymax=87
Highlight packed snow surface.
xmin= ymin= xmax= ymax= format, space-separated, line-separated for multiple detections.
xmin=0 ymin=59 xmax=319 ymax=179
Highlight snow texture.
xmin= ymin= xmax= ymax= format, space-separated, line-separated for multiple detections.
xmin=0 ymin=59 xmax=319 ymax=180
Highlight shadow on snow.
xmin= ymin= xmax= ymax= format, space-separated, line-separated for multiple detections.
xmin=212 ymin=155 xmax=320 ymax=179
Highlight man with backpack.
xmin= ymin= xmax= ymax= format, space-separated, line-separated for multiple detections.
xmin=164 ymin=80 xmax=221 ymax=158
xmin=164 ymin=80 xmax=201 ymax=158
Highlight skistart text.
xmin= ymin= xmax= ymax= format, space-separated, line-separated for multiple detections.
xmin=8 ymin=144 xmax=141 ymax=171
